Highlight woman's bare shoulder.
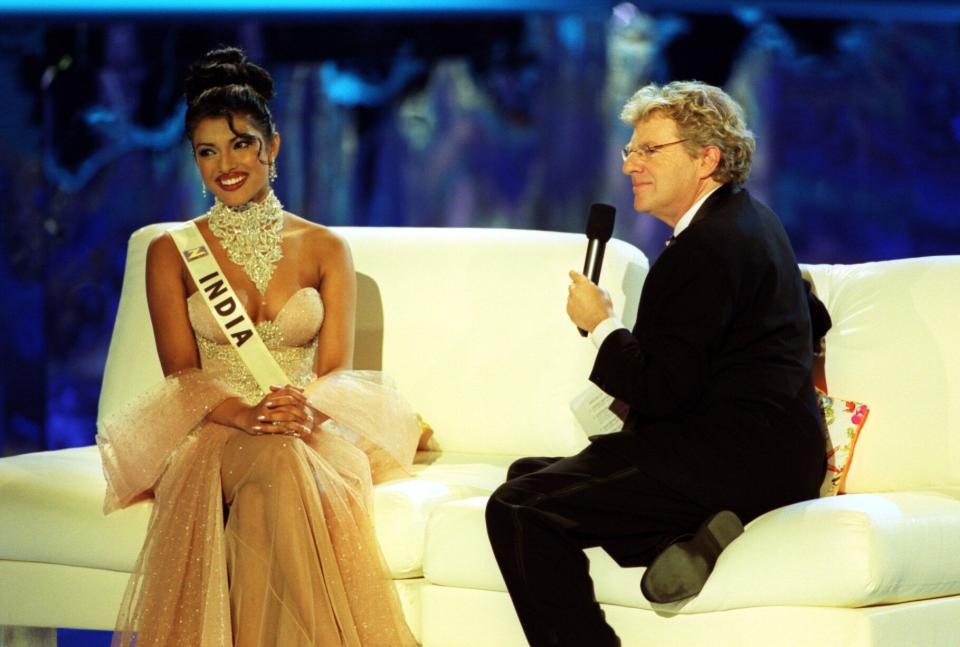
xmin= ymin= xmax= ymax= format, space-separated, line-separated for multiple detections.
xmin=146 ymin=215 xmax=208 ymax=274
xmin=148 ymin=216 xmax=205 ymax=251
xmin=286 ymin=213 xmax=351 ymax=258
xmin=146 ymin=228 xmax=178 ymax=263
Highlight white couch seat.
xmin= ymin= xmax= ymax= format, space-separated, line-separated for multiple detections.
xmin=423 ymin=489 xmax=960 ymax=613
xmin=0 ymin=446 xmax=149 ymax=574
xmin=0 ymin=446 xmax=512 ymax=580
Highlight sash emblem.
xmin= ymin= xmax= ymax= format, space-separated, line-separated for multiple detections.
xmin=183 ymin=245 xmax=209 ymax=262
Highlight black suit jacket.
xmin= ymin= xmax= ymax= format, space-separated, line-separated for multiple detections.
xmin=589 ymin=184 xmax=825 ymax=521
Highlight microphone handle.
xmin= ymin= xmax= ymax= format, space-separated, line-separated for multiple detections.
xmin=577 ymin=239 xmax=606 ymax=337
xmin=590 ymin=242 xmax=607 ymax=284
xmin=578 ymin=240 xmax=595 ymax=336
xmin=582 ymin=239 xmax=596 ymax=277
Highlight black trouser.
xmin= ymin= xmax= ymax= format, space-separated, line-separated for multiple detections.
xmin=485 ymin=442 xmax=712 ymax=647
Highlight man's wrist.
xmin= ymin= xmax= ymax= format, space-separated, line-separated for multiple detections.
xmin=590 ymin=317 xmax=627 ymax=349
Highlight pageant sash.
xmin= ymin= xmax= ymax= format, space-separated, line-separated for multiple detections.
xmin=169 ymin=221 xmax=289 ymax=392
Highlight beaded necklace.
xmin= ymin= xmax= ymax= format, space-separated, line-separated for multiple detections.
xmin=206 ymin=190 xmax=285 ymax=296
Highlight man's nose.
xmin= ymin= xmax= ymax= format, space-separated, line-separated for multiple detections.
xmin=622 ymin=154 xmax=644 ymax=176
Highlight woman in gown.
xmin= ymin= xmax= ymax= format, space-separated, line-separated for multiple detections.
xmin=95 ymin=47 xmax=420 ymax=646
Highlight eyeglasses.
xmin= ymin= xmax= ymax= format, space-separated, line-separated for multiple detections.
xmin=620 ymin=139 xmax=688 ymax=162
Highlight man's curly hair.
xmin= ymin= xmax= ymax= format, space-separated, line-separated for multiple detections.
xmin=621 ymin=81 xmax=755 ymax=185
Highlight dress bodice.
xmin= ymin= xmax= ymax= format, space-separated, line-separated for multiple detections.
xmin=188 ymin=287 xmax=324 ymax=403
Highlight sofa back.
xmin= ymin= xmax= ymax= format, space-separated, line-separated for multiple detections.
xmin=99 ymin=225 xmax=649 ymax=457
xmin=804 ymin=256 xmax=960 ymax=493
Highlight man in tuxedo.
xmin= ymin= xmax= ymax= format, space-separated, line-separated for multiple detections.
xmin=485 ymin=81 xmax=826 ymax=647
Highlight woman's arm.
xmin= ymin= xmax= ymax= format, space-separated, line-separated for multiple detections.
xmin=145 ymin=232 xmax=202 ymax=376
xmin=145 ymin=231 xmax=285 ymax=433
xmin=312 ymin=229 xmax=357 ymax=377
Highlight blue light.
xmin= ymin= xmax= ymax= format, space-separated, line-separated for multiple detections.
xmin=0 ymin=0 xmax=614 ymax=13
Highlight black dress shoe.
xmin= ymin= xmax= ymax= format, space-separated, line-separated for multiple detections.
xmin=640 ymin=510 xmax=744 ymax=603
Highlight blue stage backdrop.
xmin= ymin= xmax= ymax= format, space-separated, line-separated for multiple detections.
xmin=1 ymin=1 xmax=959 ymax=459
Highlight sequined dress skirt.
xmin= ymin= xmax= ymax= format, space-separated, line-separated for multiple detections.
xmin=97 ymin=369 xmax=420 ymax=647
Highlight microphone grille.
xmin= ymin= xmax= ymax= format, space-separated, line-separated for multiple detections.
xmin=586 ymin=203 xmax=616 ymax=242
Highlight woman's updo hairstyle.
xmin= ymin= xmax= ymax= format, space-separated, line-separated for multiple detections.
xmin=184 ymin=47 xmax=276 ymax=155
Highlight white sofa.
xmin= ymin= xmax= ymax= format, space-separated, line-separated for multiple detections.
xmin=2 ymin=225 xmax=960 ymax=646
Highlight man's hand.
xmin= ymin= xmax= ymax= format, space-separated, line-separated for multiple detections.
xmin=566 ymin=270 xmax=615 ymax=333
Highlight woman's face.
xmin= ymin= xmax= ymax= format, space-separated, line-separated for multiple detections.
xmin=192 ymin=114 xmax=280 ymax=206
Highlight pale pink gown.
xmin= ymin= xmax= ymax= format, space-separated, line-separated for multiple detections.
xmin=97 ymin=287 xmax=419 ymax=646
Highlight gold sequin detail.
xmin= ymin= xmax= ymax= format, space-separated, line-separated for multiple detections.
xmin=195 ymin=326 xmax=317 ymax=404
xmin=187 ymin=287 xmax=324 ymax=403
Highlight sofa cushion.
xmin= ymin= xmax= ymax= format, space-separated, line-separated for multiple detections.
xmin=0 ymin=446 xmax=508 ymax=578
xmin=343 ymin=228 xmax=650 ymax=457
xmin=423 ymin=490 xmax=960 ymax=612
xmin=0 ymin=446 xmax=149 ymax=573
xmin=376 ymin=454 xmax=510 ymax=577
xmin=803 ymin=257 xmax=960 ymax=492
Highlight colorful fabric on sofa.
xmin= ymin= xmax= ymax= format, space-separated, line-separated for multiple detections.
xmin=818 ymin=391 xmax=869 ymax=496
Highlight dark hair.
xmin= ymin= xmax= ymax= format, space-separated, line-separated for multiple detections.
xmin=183 ymin=47 xmax=276 ymax=159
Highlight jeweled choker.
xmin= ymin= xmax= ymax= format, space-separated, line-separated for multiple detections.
xmin=206 ymin=190 xmax=285 ymax=296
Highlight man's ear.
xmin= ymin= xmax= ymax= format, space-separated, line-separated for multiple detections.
xmin=699 ymin=145 xmax=721 ymax=180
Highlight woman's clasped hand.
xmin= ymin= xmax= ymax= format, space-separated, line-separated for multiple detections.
xmin=243 ymin=384 xmax=325 ymax=437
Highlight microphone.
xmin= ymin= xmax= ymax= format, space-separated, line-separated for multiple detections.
xmin=578 ymin=203 xmax=616 ymax=337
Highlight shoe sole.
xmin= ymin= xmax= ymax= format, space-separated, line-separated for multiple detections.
xmin=640 ymin=510 xmax=744 ymax=603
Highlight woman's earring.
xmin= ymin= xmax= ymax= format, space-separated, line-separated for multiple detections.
xmin=269 ymin=160 xmax=278 ymax=183
xmin=201 ymin=181 xmax=207 ymax=198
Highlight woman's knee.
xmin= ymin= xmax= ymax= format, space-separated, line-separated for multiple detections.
xmin=228 ymin=435 xmax=309 ymax=491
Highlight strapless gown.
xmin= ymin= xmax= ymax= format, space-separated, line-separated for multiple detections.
xmin=97 ymin=287 xmax=420 ymax=646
